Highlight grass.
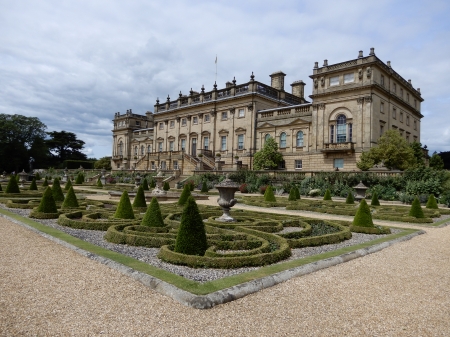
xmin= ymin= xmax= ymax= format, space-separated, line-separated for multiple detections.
xmin=0 ymin=207 xmax=421 ymax=296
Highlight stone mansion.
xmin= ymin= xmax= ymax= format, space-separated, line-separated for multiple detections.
xmin=111 ymin=48 xmax=423 ymax=174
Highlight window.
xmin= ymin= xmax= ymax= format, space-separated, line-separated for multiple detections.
xmin=406 ymin=116 xmax=410 ymax=126
xmin=380 ymin=102 xmax=384 ymax=113
xmin=348 ymin=123 xmax=353 ymax=142
xmin=344 ymin=73 xmax=354 ymax=84
xmin=330 ymin=125 xmax=334 ymax=143
xmin=400 ymin=88 xmax=403 ymax=98
xmin=265 ymin=134 xmax=271 ymax=142
xmin=380 ymin=124 xmax=384 ymax=136
xmin=134 ymin=146 xmax=138 ymax=155
xmin=400 ymin=112 xmax=404 ymax=122
xmin=181 ymin=139 xmax=186 ymax=151
xmin=393 ymin=83 xmax=397 ymax=93
xmin=221 ymin=111 xmax=227 ymax=120
xmin=278 ymin=160 xmax=286 ymax=170
xmin=334 ymin=158 xmax=344 ymax=169
xmin=295 ymin=160 xmax=303 ymax=169
xmin=203 ymin=137 xmax=209 ymax=150
xmin=393 ymin=108 xmax=397 ymax=119
xmin=237 ymin=134 xmax=244 ymax=150
xmin=296 ymin=131 xmax=304 ymax=147
xmin=414 ymin=100 xmax=417 ymax=108
xmin=158 ymin=142 xmax=163 ymax=152
xmin=204 ymin=114 xmax=210 ymax=122
xmin=151 ymin=161 xmax=155 ymax=170
xmin=169 ymin=141 xmax=174 ymax=151
xmin=161 ymin=161 xmax=166 ymax=170
xmin=238 ymin=108 xmax=245 ymax=117
xmin=141 ymin=145 xmax=145 ymax=155
xmin=407 ymin=93 xmax=410 ymax=102
xmin=280 ymin=132 xmax=287 ymax=148
xmin=414 ymin=120 xmax=417 ymax=130
xmin=406 ymin=135 xmax=410 ymax=143
xmin=221 ymin=136 xmax=227 ymax=151
xmin=336 ymin=115 xmax=347 ymax=143
xmin=147 ymin=145 xmax=152 ymax=153
xmin=159 ymin=122 xmax=164 ymax=130
xmin=329 ymin=76 xmax=339 ymax=86
xmin=193 ymin=116 xmax=198 ymax=124
xmin=380 ymin=75 xmax=385 ymax=86
xmin=173 ymin=160 xmax=178 ymax=170
xmin=170 ymin=120 xmax=175 ymax=128
xmin=118 ymin=141 xmax=123 ymax=155
xmin=181 ymin=118 xmax=187 ymax=126
xmin=136 ymin=121 xmax=140 ymax=126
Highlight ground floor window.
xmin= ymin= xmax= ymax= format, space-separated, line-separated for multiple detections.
xmin=278 ymin=160 xmax=286 ymax=169
xmin=151 ymin=161 xmax=155 ymax=170
xmin=295 ymin=160 xmax=303 ymax=169
xmin=169 ymin=141 xmax=174 ymax=151
xmin=181 ymin=139 xmax=186 ymax=151
xmin=221 ymin=136 xmax=227 ymax=151
xmin=237 ymin=134 xmax=244 ymax=150
xmin=334 ymin=158 xmax=344 ymax=169
xmin=173 ymin=160 xmax=178 ymax=170
xmin=161 ymin=161 xmax=166 ymax=169
xmin=158 ymin=142 xmax=163 ymax=152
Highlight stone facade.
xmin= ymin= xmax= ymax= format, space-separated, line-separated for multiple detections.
xmin=111 ymin=48 xmax=423 ymax=173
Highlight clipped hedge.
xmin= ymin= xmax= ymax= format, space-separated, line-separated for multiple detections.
xmin=409 ymin=197 xmax=425 ymax=218
xmin=285 ymin=220 xmax=351 ymax=248
xmin=426 ymin=195 xmax=438 ymax=209
xmin=350 ymin=225 xmax=391 ymax=234
xmin=132 ymin=186 xmax=147 ymax=209
xmin=5 ymin=175 xmax=20 ymax=193
xmin=58 ymin=211 xmax=139 ymax=230
xmin=264 ymin=185 xmax=276 ymax=202
xmin=29 ymin=178 xmax=38 ymax=191
xmin=104 ymin=224 xmax=175 ymax=247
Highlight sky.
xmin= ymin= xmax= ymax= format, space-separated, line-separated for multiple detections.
xmin=1 ymin=0 xmax=450 ymax=159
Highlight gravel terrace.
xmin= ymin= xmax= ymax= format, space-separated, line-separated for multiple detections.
xmin=1 ymin=198 xmax=450 ymax=336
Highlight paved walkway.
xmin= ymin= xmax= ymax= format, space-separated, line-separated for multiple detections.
xmin=1 ymin=199 xmax=449 ymax=336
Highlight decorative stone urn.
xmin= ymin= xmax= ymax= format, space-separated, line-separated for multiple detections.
xmin=62 ymin=167 xmax=68 ymax=182
xmin=18 ymin=169 xmax=28 ymax=188
xmin=100 ymin=167 xmax=106 ymax=185
xmin=134 ymin=174 xmax=142 ymax=189
xmin=353 ymin=181 xmax=368 ymax=201
xmin=151 ymin=169 xmax=167 ymax=195
xmin=215 ymin=175 xmax=240 ymax=222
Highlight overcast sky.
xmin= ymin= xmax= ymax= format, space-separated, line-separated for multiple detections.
xmin=1 ymin=0 xmax=449 ymax=159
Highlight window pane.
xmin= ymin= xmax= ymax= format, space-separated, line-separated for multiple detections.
xmin=280 ymin=133 xmax=286 ymax=148
xmin=296 ymin=131 xmax=304 ymax=147
xmin=336 ymin=115 xmax=347 ymax=143
xmin=334 ymin=158 xmax=344 ymax=168
xmin=221 ymin=136 xmax=227 ymax=150
xmin=344 ymin=73 xmax=354 ymax=84
xmin=295 ymin=160 xmax=302 ymax=169
xmin=238 ymin=134 xmax=244 ymax=149
xmin=330 ymin=76 xmax=339 ymax=86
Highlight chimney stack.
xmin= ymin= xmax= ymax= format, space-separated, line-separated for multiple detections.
xmin=291 ymin=80 xmax=306 ymax=98
xmin=358 ymin=50 xmax=363 ymax=58
xmin=369 ymin=47 xmax=375 ymax=56
xmin=270 ymin=71 xmax=286 ymax=91
xmin=323 ymin=59 xmax=328 ymax=66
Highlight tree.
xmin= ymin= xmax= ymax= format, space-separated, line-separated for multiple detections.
xmin=409 ymin=141 xmax=425 ymax=168
xmin=429 ymin=152 xmax=444 ymax=170
xmin=0 ymin=114 xmax=48 ymax=172
xmin=46 ymin=131 xmax=87 ymax=165
xmin=437 ymin=151 xmax=450 ymax=170
xmin=356 ymin=130 xmax=415 ymax=171
xmin=253 ymin=137 xmax=283 ymax=170
xmin=94 ymin=156 xmax=112 ymax=170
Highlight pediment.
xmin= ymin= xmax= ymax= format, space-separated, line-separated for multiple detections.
xmin=235 ymin=127 xmax=247 ymax=133
xmin=218 ymin=129 xmax=229 ymax=134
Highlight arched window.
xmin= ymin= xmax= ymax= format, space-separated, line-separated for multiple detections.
xmin=141 ymin=145 xmax=145 ymax=155
xmin=147 ymin=145 xmax=152 ymax=153
xmin=280 ymin=132 xmax=287 ymax=148
xmin=265 ymin=134 xmax=271 ymax=142
xmin=118 ymin=141 xmax=123 ymax=156
xmin=336 ymin=114 xmax=347 ymax=143
xmin=296 ymin=131 xmax=304 ymax=147
xmin=134 ymin=146 xmax=138 ymax=155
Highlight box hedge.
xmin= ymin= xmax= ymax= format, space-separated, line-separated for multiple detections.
xmin=141 ymin=197 xmax=165 ymax=227
xmin=114 ymin=191 xmax=135 ymax=219
xmin=6 ymin=175 xmax=20 ymax=194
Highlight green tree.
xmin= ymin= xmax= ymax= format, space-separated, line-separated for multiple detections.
xmin=94 ymin=156 xmax=112 ymax=170
xmin=429 ymin=152 xmax=444 ymax=170
xmin=29 ymin=178 xmax=38 ymax=191
xmin=253 ymin=137 xmax=283 ymax=170
xmin=178 ymin=184 xmax=191 ymax=206
xmin=46 ymin=131 xmax=87 ymax=165
xmin=64 ymin=179 xmax=73 ymax=191
xmin=409 ymin=141 xmax=425 ymax=168
xmin=371 ymin=192 xmax=380 ymax=206
xmin=264 ymin=185 xmax=276 ymax=202
xmin=345 ymin=192 xmax=355 ymax=204
xmin=409 ymin=197 xmax=424 ymax=218
xmin=426 ymin=194 xmax=438 ymax=209
xmin=288 ymin=187 xmax=297 ymax=201
xmin=356 ymin=130 xmax=415 ymax=171
xmin=323 ymin=189 xmax=332 ymax=201
xmin=36 ymin=187 xmax=58 ymax=213
xmin=142 ymin=178 xmax=149 ymax=191
xmin=5 ymin=175 xmax=20 ymax=193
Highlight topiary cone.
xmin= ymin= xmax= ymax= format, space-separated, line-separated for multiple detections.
xmin=141 ymin=197 xmax=164 ymax=227
xmin=163 ymin=181 xmax=170 ymax=191
xmin=29 ymin=178 xmax=38 ymax=190
xmin=346 ymin=192 xmax=355 ymax=204
xmin=371 ymin=192 xmax=380 ymax=206
xmin=37 ymin=187 xmax=58 ymax=213
xmin=288 ymin=187 xmax=296 ymax=201
xmin=114 ymin=191 xmax=135 ymax=219
xmin=64 ymin=179 xmax=72 ymax=191
xmin=52 ymin=178 xmax=65 ymax=202
xmin=174 ymin=196 xmax=207 ymax=256
xmin=97 ymin=178 xmax=103 ymax=188
xmin=42 ymin=177 xmax=48 ymax=187
xmin=295 ymin=187 xmax=301 ymax=200
xmin=6 ymin=175 xmax=20 ymax=193
xmin=323 ymin=189 xmax=332 ymax=201
xmin=264 ymin=185 xmax=276 ymax=202
xmin=409 ymin=197 xmax=425 ymax=218
xmin=142 ymin=178 xmax=149 ymax=191
xmin=61 ymin=186 xmax=79 ymax=208
xmin=177 ymin=184 xmax=191 ymax=206
xmin=426 ymin=194 xmax=438 ymax=209
xmin=353 ymin=199 xmax=374 ymax=227
xmin=132 ymin=186 xmax=147 ymax=208
xmin=75 ymin=173 xmax=83 ymax=184
xmin=149 ymin=179 xmax=156 ymax=188
xmin=200 ymin=181 xmax=208 ymax=193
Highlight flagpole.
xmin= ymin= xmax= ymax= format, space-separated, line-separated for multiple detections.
xmin=215 ymin=55 xmax=217 ymax=83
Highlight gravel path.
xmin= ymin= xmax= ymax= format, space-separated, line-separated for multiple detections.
xmin=1 ymin=202 xmax=450 ymax=335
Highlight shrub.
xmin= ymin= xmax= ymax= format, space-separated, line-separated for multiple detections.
xmin=75 ymin=173 xmax=83 ymax=184
xmin=141 ymin=197 xmax=165 ymax=227
xmin=97 ymin=178 xmax=103 ymax=188
xmin=64 ymin=179 xmax=73 ymax=191
xmin=295 ymin=187 xmax=301 ymax=200
xmin=352 ymin=199 xmax=374 ymax=227
xmin=36 ymin=187 xmax=58 ymax=213
xmin=42 ymin=177 xmax=48 ymax=187
xmin=163 ymin=181 xmax=170 ymax=191
xmin=259 ymin=185 xmax=267 ymax=195
xmin=264 ymin=185 xmax=276 ymax=202
xmin=345 ymin=192 xmax=355 ymax=204
xmin=35 ymin=172 xmax=41 ymax=180
xmin=114 ymin=191 xmax=135 ymax=219
xmin=426 ymin=194 xmax=438 ymax=209
xmin=323 ymin=189 xmax=332 ymax=201
xmin=288 ymin=187 xmax=297 ymax=201
xmin=200 ymin=181 xmax=208 ymax=193
xmin=142 ymin=178 xmax=149 ymax=190
xmin=371 ymin=192 xmax=380 ymax=206
xmin=174 ymin=197 xmax=207 ymax=256
xmin=132 ymin=186 xmax=147 ymax=208
xmin=149 ymin=179 xmax=156 ymax=188
xmin=5 ymin=175 xmax=20 ymax=193
xmin=239 ymin=183 xmax=248 ymax=193
xmin=52 ymin=178 xmax=65 ymax=202
xmin=409 ymin=197 xmax=425 ymax=218
xmin=177 ymin=184 xmax=191 ymax=206
xmin=29 ymin=178 xmax=38 ymax=191
xmin=187 ymin=180 xmax=195 ymax=191
xmin=61 ymin=186 xmax=79 ymax=208
xmin=0 ymin=184 xmax=2 ymax=191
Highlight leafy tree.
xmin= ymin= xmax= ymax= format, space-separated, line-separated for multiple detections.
xmin=356 ymin=130 xmax=415 ymax=171
xmin=253 ymin=137 xmax=283 ymax=170
xmin=429 ymin=152 xmax=444 ymax=170
xmin=46 ymin=131 xmax=87 ymax=165
xmin=409 ymin=141 xmax=425 ymax=168
xmin=94 ymin=156 xmax=112 ymax=170
xmin=437 ymin=151 xmax=450 ymax=170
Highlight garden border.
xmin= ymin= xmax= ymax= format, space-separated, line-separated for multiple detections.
xmin=0 ymin=207 xmax=423 ymax=309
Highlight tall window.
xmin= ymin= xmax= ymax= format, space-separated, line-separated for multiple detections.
xmin=159 ymin=123 xmax=164 ymax=130
xmin=147 ymin=145 xmax=152 ymax=153
xmin=237 ymin=134 xmax=244 ymax=150
xmin=169 ymin=141 xmax=174 ymax=151
xmin=118 ymin=141 xmax=123 ymax=155
xmin=141 ymin=145 xmax=145 ymax=155
xmin=296 ymin=131 xmax=304 ymax=147
xmin=393 ymin=83 xmax=397 ymax=93
xmin=348 ymin=123 xmax=353 ymax=142
xmin=181 ymin=139 xmax=186 ymax=151
xmin=336 ymin=115 xmax=347 ymax=143
xmin=222 ymin=111 xmax=228 ymax=120
xmin=221 ymin=136 xmax=227 ymax=150
xmin=238 ymin=108 xmax=245 ymax=117
xmin=280 ymin=132 xmax=287 ymax=148
xmin=170 ymin=120 xmax=175 ymax=128
xmin=181 ymin=118 xmax=187 ymax=126
xmin=265 ymin=134 xmax=271 ymax=142
xmin=193 ymin=116 xmax=198 ymax=124
xmin=134 ymin=146 xmax=138 ymax=155
xmin=158 ymin=142 xmax=163 ymax=152
xmin=173 ymin=160 xmax=178 ymax=170
xmin=203 ymin=136 xmax=209 ymax=150
xmin=380 ymin=75 xmax=385 ymax=86
xmin=393 ymin=108 xmax=397 ymax=119
xmin=204 ymin=114 xmax=210 ymax=122
xmin=330 ymin=125 xmax=334 ymax=143
xmin=380 ymin=102 xmax=384 ymax=113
